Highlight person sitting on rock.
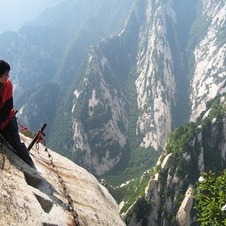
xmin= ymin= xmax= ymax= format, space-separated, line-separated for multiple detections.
xmin=0 ymin=60 xmax=35 ymax=168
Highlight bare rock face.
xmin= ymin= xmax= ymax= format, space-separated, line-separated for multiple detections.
xmin=0 ymin=134 xmax=125 ymax=226
xmin=176 ymin=185 xmax=193 ymax=226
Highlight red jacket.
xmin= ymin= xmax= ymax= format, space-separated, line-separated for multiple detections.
xmin=0 ymin=79 xmax=15 ymax=130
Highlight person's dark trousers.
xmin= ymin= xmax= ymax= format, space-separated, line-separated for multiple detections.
xmin=0 ymin=116 xmax=35 ymax=168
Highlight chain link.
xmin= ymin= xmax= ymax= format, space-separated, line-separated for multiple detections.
xmin=39 ymin=141 xmax=80 ymax=226
xmin=19 ymin=124 xmax=80 ymax=225
xmin=0 ymin=140 xmax=4 ymax=170
xmin=0 ymin=153 xmax=5 ymax=170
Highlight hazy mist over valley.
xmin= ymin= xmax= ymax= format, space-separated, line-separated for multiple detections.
xmin=1 ymin=0 xmax=226 ymax=225
xmin=0 ymin=0 xmax=65 ymax=33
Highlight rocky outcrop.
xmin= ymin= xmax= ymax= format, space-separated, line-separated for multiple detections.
xmin=135 ymin=0 xmax=176 ymax=150
xmin=71 ymin=48 xmax=128 ymax=176
xmin=176 ymin=185 xmax=193 ymax=226
xmin=190 ymin=0 xmax=226 ymax=121
xmin=0 ymin=134 xmax=125 ymax=226
xmin=3 ymin=0 xmax=225 ymax=180
xmin=125 ymin=91 xmax=226 ymax=225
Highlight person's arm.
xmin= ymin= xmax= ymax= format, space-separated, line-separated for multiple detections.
xmin=0 ymin=80 xmax=13 ymax=123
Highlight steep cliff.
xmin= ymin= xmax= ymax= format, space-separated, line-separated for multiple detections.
xmin=123 ymin=90 xmax=226 ymax=226
xmin=190 ymin=0 xmax=226 ymax=121
xmin=66 ymin=0 xmax=226 ymax=177
xmin=60 ymin=0 xmax=195 ymax=175
xmin=58 ymin=0 xmax=178 ymax=175
xmin=0 ymin=134 xmax=125 ymax=226
xmin=0 ymin=0 xmax=226 ymax=202
xmin=135 ymin=0 xmax=177 ymax=150
xmin=7 ymin=0 xmax=223 ymax=179
xmin=70 ymin=47 xmax=129 ymax=175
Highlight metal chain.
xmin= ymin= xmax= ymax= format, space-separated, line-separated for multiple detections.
xmin=0 ymin=148 xmax=6 ymax=170
xmin=0 ymin=140 xmax=5 ymax=170
xmin=38 ymin=141 xmax=80 ymax=226
xmin=18 ymin=123 xmax=80 ymax=225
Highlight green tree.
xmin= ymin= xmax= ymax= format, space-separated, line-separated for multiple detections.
xmin=194 ymin=170 xmax=226 ymax=226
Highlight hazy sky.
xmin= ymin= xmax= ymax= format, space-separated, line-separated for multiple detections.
xmin=0 ymin=0 xmax=65 ymax=33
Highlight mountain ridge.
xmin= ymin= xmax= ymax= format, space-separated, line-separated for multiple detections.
xmin=0 ymin=1 xmax=226 ymax=224
xmin=122 ymin=89 xmax=226 ymax=225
